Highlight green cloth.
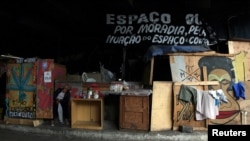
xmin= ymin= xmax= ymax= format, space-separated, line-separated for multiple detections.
xmin=178 ymin=84 xmax=197 ymax=104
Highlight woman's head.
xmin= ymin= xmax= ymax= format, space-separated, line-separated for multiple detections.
xmin=198 ymin=56 xmax=235 ymax=91
xmin=62 ymin=85 xmax=70 ymax=92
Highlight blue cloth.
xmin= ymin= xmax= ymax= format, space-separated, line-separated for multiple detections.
xmin=232 ymin=82 xmax=246 ymax=100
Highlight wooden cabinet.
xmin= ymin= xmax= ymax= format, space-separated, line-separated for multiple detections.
xmin=5 ymin=60 xmax=66 ymax=119
xmin=71 ymin=98 xmax=103 ymax=130
xmin=119 ymin=95 xmax=150 ymax=131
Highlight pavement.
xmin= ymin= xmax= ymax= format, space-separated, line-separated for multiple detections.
xmin=0 ymin=119 xmax=208 ymax=141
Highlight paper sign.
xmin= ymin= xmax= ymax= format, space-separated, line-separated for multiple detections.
xmin=44 ymin=71 xmax=52 ymax=83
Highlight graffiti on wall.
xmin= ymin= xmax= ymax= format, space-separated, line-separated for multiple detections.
xmin=198 ymin=56 xmax=240 ymax=124
xmin=6 ymin=63 xmax=36 ymax=119
xmin=170 ymin=56 xmax=202 ymax=82
xmin=179 ymin=65 xmax=200 ymax=82
xmin=233 ymin=51 xmax=248 ymax=81
xmin=36 ymin=60 xmax=54 ymax=118
xmin=172 ymin=56 xmax=240 ymax=124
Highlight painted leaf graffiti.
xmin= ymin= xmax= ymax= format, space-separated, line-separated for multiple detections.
xmin=7 ymin=64 xmax=36 ymax=102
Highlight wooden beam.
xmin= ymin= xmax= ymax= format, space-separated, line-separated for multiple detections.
xmin=174 ymin=81 xmax=219 ymax=86
xmin=167 ymin=52 xmax=234 ymax=57
xmin=149 ymin=57 xmax=154 ymax=85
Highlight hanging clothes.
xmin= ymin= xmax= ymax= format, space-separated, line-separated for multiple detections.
xmin=232 ymin=82 xmax=246 ymax=100
xmin=196 ymin=89 xmax=219 ymax=120
xmin=178 ymin=85 xmax=229 ymax=120
xmin=178 ymin=84 xmax=197 ymax=105
xmin=209 ymin=89 xmax=228 ymax=106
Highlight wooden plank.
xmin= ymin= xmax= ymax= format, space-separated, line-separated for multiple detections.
xmin=238 ymin=81 xmax=250 ymax=125
xmin=202 ymin=66 xmax=208 ymax=90
xmin=33 ymin=120 xmax=44 ymax=127
xmin=202 ymin=66 xmax=209 ymax=127
xmin=228 ymin=40 xmax=250 ymax=81
xmin=149 ymin=57 xmax=154 ymax=85
xmin=174 ymin=81 xmax=219 ymax=86
xmin=167 ymin=51 xmax=234 ymax=57
xmin=150 ymin=81 xmax=173 ymax=131
xmin=168 ymin=51 xmax=216 ymax=56
xmin=4 ymin=117 xmax=44 ymax=127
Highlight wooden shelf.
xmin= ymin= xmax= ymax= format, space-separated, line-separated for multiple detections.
xmin=71 ymin=121 xmax=102 ymax=130
xmin=71 ymin=98 xmax=103 ymax=130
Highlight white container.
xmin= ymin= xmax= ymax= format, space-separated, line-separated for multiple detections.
xmin=110 ymin=81 xmax=123 ymax=92
xmin=94 ymin=93 xmax=99 ymax=99
xmin=87 ymin=89 xmax=93 ymax=99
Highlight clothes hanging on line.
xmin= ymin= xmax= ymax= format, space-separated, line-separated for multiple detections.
xmin=196 ymin=89 xmax=219 ymax=120
xmin=195 ymin=89 xmax=228 ymax=120
xmin=209 ymin=89 xmax=228 ymax=106
xmin=232 ymin=82 xmax=246 ymax=100
xmin=178 ymin=84 xmax=228 ymax=120
xmin=178 ymin=84 xmax=197 ymax=105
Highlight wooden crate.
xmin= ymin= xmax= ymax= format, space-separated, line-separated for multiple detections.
xmin=119 ymin=95 xmax=150 ymax=131
xmin=71 ymin=98 xmax=103 ymax=130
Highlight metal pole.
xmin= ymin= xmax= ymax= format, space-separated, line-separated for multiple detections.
xmin=122 ymin=47 xmax=127 ymax=80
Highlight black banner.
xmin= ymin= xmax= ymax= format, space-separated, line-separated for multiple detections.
xmin=105 ymin=12 xmax=218 ymax=47
xmin=208 ymin=125 xmax=250 ymax=140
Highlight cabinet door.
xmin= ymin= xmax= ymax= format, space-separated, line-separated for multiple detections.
xmin=6 ymin=63 xmax=37 ymax=119
xmin=119 ymin=95 xmax=149 ymax=130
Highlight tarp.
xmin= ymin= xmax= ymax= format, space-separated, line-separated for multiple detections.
xmin=143 ymin=45 xmax=211 ymax=62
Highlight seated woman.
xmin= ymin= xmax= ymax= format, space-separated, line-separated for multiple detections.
xmin=51 ymin=85 xmax=71 ymax=126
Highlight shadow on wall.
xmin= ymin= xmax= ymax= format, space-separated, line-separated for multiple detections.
xmin=153 ymin=56 xmax=172 ymax=81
